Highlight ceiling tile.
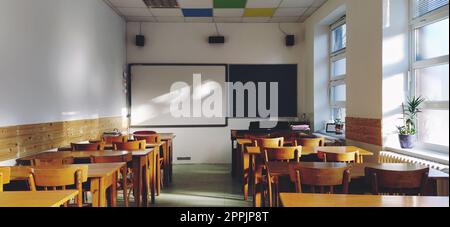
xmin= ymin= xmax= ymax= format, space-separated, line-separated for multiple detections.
xmin=108 ymin=0 xmax=147 ymax=8
xmin=279 ymin=0 xmax=315 ymax=8
xmin=182 ymin=8 xmax=213 ymax=17
xmin=246 ymin=0 xmax=282 ymax=8
xmin=213 ymin=9 xmax=244 ymax=17
xmin=214 ymin=0 xmax=248 ymax=8
xmin=155 ymin=16 xmax=186 ymax=22
xmin=242 ymin=17 xmax=271 ymax=23
xmin=185 ymin=17 xmax=214 ymax=22
xmin=274 ymin=7 xmax=307 ymax=17
xmin=178 ymin=0 xmax=213 ymax=8
xmin=150 ymin=8 xmax=183 ymax=17
xmin=312 ymin=0 xmax=328 ymax=7
xmin=244 ymin=8 xmax=275 ymax=17
xmin=117 ymin=7 xmax=152 ymax=17
xmin=270 ymin=16 xmax=300 ymax=23
xmin=214 ymin=17 xmax=243 ymax=23
xmin=126 ymin=16 xmax=157 ymax=22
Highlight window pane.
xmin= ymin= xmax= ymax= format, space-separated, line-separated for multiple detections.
xmin=332 ymin=108 xmax=346 ymax=121
xmin=416 ymin=64 xmax=449 ymax=101
xmin=416 ymin=18 xmax=449 ymax=61
xmin=419 ymin=109 xmax=449 ymax=147
xmin=331 ymin=24 xmax=346 ymax=53
xmin=415 ymin=0 xmax=449 ymax=17
xmin=332 ymin=58 xmax=346 ymax=78
xmin=331 ymin=84 xmax=346 ymax=102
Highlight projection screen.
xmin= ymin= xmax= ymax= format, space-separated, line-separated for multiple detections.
xmin=130 ymin=64 xmax=228 ymax=127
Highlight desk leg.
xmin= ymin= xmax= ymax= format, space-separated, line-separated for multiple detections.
xmin=99 ymin=177 xmax=107 ymax=207
xmin=242 ymin=151 xmax=249 ymax=201
xmin=168 ymin=139 xmax=173 ymax=183
xmin=122 ymin=167 xmax=129 ymax=207
xmin=149 ymin=152 xmax=156 ymax=204
xmin=163 ymin=142 xmax=170 ymax=186
xmin=157 ymin=146 xmax=162 ymax=195
xmin=110 ymin=172 xmax=117 ymax=207
xmin=132 ymin=158 xmax=142 ymax=207
xmin=142 ymin=161 xmax=148 ymax=207
xmin=91 ymin=178 xmax=100 ymax=207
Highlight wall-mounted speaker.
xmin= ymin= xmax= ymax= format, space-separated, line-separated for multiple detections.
xmin=209 ymin=36 xmax=225 ymax=44
xmin=136 ymin=35 xmax=145 ymax=47
xmin=286 ymin=35 xmax=295 ymax=46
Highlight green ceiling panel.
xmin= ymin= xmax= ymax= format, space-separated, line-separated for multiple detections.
xmin=214 ymin=0 xmax=248 ymax=9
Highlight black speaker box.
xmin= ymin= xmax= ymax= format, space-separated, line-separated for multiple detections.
xmin=286 ymin=35 xmax=295 ymax=46
xmin=136 ymin=35 xmax=145 ymax=47
xmin=209 ymin=36 xmax=225 ymax=44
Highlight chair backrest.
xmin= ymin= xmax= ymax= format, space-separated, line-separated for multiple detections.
xmin=289 ymin=165 xmax=351 ymax=194
xmin=71 ymin=142 xmax=105 ymax=151
xmin=31 ymin=157 xmax=75 ymax=167
xmin=254 ymin=137 xmax=284 ymax=148
xmin=317 ymin=151 xmax=358 ymax=163
xmin=113 ymin=140 xmax=146 ymax=150
xmin=30 ymin=165 xmax=89 ymax=207
xmin=298 ymin=137 xmax=324 ymax=147
xmin=264 ymin=146 xmax=302 ymax=163
xmin=102 ymin=135 xmax=128 ymax=144
xmin=90 ymin=153 xmax=132 ymax=163
xmin=134 ymin=134 xmax=161 ymax=144
xmin=365 ymin=167 xmax=429 ymax=195
xmin=0 ymin=167 xmax=11 ymax=192
xmin=133 ymin=131 xmax=157 ymax=135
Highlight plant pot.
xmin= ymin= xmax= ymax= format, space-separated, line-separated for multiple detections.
xmin=399 ymin=134 xmax=415 ymax=149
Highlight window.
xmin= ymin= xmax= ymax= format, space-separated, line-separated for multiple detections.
xmin=410 ymin=0 xmax=449 ymax=151
xmin=329 ymin=17 xmax=347 ymax=121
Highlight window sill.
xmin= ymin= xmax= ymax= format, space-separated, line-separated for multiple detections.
xmin=314 ymin=131 xmax=346 ymax=141
xmin=384 ymin=146 xmax=449 ymax=165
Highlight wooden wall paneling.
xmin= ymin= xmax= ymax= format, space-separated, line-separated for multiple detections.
xmin=345 ymin=117 xmax=382 ymax=146
xmin=0 ymin=117 xmax=127 ymax=161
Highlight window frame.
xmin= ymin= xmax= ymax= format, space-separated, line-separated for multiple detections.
xmin=409 ymin=1 xmax=449 ymax=153
xmin=329 ymin=17 xmax=347 ymax=120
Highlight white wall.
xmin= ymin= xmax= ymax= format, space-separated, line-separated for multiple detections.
xmin=303 ymin=0 xmax=385 ymax=162
xmin=0 ymin=0 xmax=127 ymax=127
xmin=127 ymin=22 xmax=304 ymax=164
xmin=382 ymin=0 xmax=410 ymax=148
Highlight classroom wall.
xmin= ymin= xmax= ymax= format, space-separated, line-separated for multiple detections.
xmin=126 ymin=22 xmax=304 ymax=164
xmin=303 ymin=0 xmax=386 ymax=162
xmin=0 ymin=0 xmax=126 ymax=163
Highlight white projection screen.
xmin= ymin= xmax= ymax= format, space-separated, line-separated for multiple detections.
xmin=130 ymin=64 xmax=228 ymax=127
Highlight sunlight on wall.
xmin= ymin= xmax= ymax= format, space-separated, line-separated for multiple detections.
xmin=383 ymin=34 xmax=406 ymax=67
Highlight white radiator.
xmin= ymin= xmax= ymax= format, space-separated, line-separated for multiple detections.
xmin=379 ymin=151 xmax=449 ymax=196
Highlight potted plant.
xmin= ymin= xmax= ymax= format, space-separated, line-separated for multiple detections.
xmin=397 ymin=96 xmax=425 ymax=149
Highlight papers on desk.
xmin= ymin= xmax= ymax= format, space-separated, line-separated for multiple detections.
xmin=291 ymin=125 xmax=310 ymax=131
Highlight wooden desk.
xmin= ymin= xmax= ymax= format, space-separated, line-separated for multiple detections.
xmin=266 ymin=162 xmax=449 ymax=205
xmin=243 ymin=146 xmax=373 ymax=206
xmin=0 ymin=191 xmax=79 ymax=207
xmin=8 ymin=163 xmax=126 ymax=207
xmin=279 ymin=193 xmax=449 ymax=207
xmin=266 ymin=162 xmax=449 ymax=180
xmin=159 ymin=133 xmax=176 ymax=184
xmin=15 ymin=149 xmax=155 ymax=207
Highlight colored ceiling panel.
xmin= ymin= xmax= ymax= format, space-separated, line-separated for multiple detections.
xmin=243 ymin=8 xmax=275 ymax=17
xmin=214 ymin=0 xmax=248 ymax=8
xmin=182 ymin=8 xmax=213 ymax=17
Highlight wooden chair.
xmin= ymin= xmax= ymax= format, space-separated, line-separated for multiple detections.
xmin=71 ymin=142 xmax=105 ymax=151
xmin=317 ymin=151 xmax=359 ymax=163
xmin=29 ymin=165 xmax=89 ymax=207
xmin=31 ymin=157 xmax=75 ymax=167
xmin=298 ymin=137 xmax=324 ymax=147
xmin=134 ymin=134 xmax=164 ymax=189
xmin=289 ymin=165 xmax=351 ymax=195
xmin=254 ymin=137 xmax=284 ymax=148
xmin=103 ymin=135 xmax=128 ymax=144
xmin=365 ymin=167 xmax=429 ymax=196
xmin=0 ymin=167 xmax=11 ymax=192
xmin=133 ymin=131 xmax=157 ymax=135
xmin=90 ymin=154 xmax=132 ymax=207
xmin=264 ymin=146 xmax=302 ymax=207
xmin=113 ymin=140 xmax=146 ymax=150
